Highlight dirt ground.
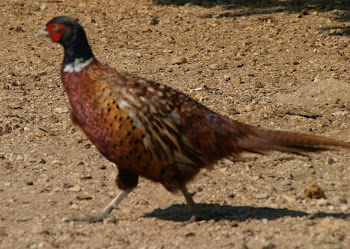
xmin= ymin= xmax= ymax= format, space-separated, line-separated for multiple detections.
xmin=1 ymin=0 xmax=350 ymax=248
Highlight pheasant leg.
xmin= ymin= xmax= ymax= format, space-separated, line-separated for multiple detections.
xmin=178 ymin=184 xmax=201 ymax=221
xmin=63 ymin=189 xmax=132 ymax=223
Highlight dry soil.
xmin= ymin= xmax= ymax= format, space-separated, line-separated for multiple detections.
xmin=1 ymin=0 xmax=350 ymax=248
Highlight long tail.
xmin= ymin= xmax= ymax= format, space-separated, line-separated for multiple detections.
xmin=237 ymin=126 xmax=350 ymax=154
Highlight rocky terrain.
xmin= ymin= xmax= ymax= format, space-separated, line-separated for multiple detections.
xmin=1 ymin=0 xmax=350 ymax=248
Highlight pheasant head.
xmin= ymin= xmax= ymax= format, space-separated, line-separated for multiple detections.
xmin=36 ymin=16 xmax=94 ymax=69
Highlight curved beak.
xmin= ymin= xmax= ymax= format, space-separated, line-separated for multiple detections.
xmin=35 ymin=26 xmax=49 ymax=38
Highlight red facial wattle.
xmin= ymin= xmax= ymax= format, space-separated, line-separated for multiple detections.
xmin=46 ymin=22 xmax=66 ymax=42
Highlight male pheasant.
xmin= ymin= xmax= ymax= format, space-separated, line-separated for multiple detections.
xmin=36 ymin=16 xmax=350 ymax=223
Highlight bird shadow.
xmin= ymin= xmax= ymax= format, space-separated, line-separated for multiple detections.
xmin=144 ymin=203 xmax=350 ymax=222
xmin=153 ymin=0 xmax=349 ymax=12
xmin=152 ymin=0 xmax=350 ymax=36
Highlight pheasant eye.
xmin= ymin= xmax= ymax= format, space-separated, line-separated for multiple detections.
xmin=52 ymin=23 xmax=64 ymax=33
xmin=47 ymin=22 xmax=67 ymax=42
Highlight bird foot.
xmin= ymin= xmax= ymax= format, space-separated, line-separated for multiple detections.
xmin=181 ymin=213 xmax=202 ymax=226
xmin=188 ymin=214 xmax=202 ymax=222
xmin=62 ymin=212 xmax=117 ymax=223
xmin=62 ymin=190 xmax=132 ymax=224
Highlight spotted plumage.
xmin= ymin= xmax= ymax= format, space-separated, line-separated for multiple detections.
xmin=36 ymin=16 xmax=350 ymax=222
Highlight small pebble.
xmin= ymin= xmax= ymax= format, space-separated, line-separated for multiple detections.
xmin=317 ymin=199 xmax=329 ymax=206
xmin=36 ymin=130 xmax=46 ymax=137
xmin=171 ymin=57 xmax=187 ymax=65
xmin=245 ymin=103 xmax=255 ymax=112
xmin=208 ymin=64 xmax=221 ymax=70
xmin=326 ymin=157 xmax=335 ymax=165
xmin=70 ymin=203 xmax=79 ymax=210
xmin=303 ymin=181 xmax=326 ymax=199
xmin=54 ymin=107 xmax=69 ymax=114
xmin=40 ymin=3 xmax=47 ymax=10
xmin=281 ymin=180 xmax=292 ymax=186
xmin=67 ymin=185 xmax=81 ymax=192
xmin=282 ymin=194 xmax=296 ymax=202
xmin=255 ymin=193 xmax=269 ymax=199
xmin=52 ymin=159 xmax=62 ymax=165
xmin=337 ymin=196 xmax=347 ymax=204
xmin=331 ymin=111 xmax=348 ymax=116
xmin=26 ymin=181 xmax=34 ymax=186
xmin=223 ymin=75 xmax=230 ymax=81
xmin=313 ymin=74 xmax=326 ymax=82
xmin=231 ymin=76 xmax=242 ymax=84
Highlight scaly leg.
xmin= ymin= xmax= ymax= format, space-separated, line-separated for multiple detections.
xmin=178 ymin=184 xmax=201 ymax=222
xmin=63 ymin=189 xmax=132 ymax=223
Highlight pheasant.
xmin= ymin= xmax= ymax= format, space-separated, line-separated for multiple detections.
xmin=36 ymin=16 xmax=350 ymax=223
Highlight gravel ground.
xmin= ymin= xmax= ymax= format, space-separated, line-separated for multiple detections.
xmin=1 ymin=0 xmax=350 ymax=248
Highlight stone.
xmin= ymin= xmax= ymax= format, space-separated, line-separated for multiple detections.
xmin=171 ymin=57 xmax=188 ymax=65
xmin=67 ymin=185 xmax=81 ymax=192
xmin=303 ymin=181 xmax=326 ymax=199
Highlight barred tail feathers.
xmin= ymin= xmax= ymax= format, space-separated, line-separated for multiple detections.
xmin=236 ymin=126 xmax=350 ymax=154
